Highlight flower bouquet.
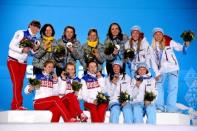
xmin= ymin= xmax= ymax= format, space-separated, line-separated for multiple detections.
xmin=104 ymin=42 xmax=120 ymax=55
xmin=71 ymin=81 xmax=82 ymax=92
xmin=144 ymin=91 xmax=156 ymax=102
xmin=124 ymin=48 xmax=135 ymax=60
xmin=181 ymin=30 xmax=195 ymax=42
xmin=118 ymin=91 xmax=130 ymax=104
xmin=28 ymin=78 xmax=41 ymax=90
xmin=19 ymin=38 xmax=33 ymax=48
xmin=53 ymin=45 xmax=65 ymax=62
xmin=96 ymin=92 xmax=110 ymax=105
xmin=84 ymin=52 xmax=94 ymax=63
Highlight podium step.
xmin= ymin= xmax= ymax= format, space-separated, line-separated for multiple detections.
xmin=0 ymin=110 xmax=190 ymax=125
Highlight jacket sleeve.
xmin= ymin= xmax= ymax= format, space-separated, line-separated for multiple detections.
xmin=148 ymin=46 xmax=160 ymax=77
xmin=52 ymin=79 xmax=60 ymax=96
xmin=171 ymin=40 xmax=187 ymax=52
xmin=103 ymin=38 xmax=116 ymax=61
xmin=70 ymin=41 xmax=83 ymax=60
xmin=56 ymin=77 xmax=67 ymax=95
xmin=79 ymin=45 xmax=87 ymax=68
xmin=81 ymin=79 xmax=94 ymax=103
xmin=9 ymin=30 xmax=24 ymax=53
xmin=33 ymin=40 xmax=47 ymax=59
xmin=94 ymin=44 xmax=106 ymax=64
xmin=150 ymin=79 xmax=157 ymax=104
xmin=24 ymin=85 xmax=32 ymax=94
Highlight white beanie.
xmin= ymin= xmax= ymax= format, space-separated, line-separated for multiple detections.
xmin=153 ymin=27 xmax=164 ymax=35
xmin=112 ymin=60 xmax=123 ymax=68
xmin=136 ymin=63 xmax=148 ymax=70
xmin=131 ymin=25 xmax=141 ymax=32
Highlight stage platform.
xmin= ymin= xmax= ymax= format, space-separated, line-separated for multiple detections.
xmin=0 ymin=123 xmax=196 ymax=131
xmin=0 ymin=110 xmax=191 ymax=125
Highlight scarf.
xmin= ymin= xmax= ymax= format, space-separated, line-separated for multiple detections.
xmin=87 ymin=40 xmax=98 ymax=48
xmin=42 ymin=35 xmax=54 ymax=52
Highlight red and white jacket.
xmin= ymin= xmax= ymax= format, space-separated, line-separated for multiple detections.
xmin=24 ymin=72 xmax=65 ymax=100
xmin=80 ymin=72 xmax=105 ymax=104
xmin=8 ymin=28 xmax=38 ymax=63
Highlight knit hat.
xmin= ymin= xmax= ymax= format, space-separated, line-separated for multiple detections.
xmin=153 ymin=27 xmax=164 ymax=35
xmin=136 ymin=63 xmax=148 ymax=70
xmin=131 ymin=25 xmax=141 ymax=32
xmin=112 ymin=60 xmax=123 ymax=68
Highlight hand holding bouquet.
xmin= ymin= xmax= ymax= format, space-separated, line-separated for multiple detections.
xmin=124 ymin=48 xmax=135 ymax=60
xmin=19 ymin=38 xmax=33 ymax=48
xmin=96 ymin=92 xmax=109 ymax=105
xmin=71 ymin=81 xmax=82 ymax=92
xmin=28 ymin=78 xmax=41 ymax=90
xmin=181 ymin=30 xmax=195 ymax=46
xmin=118 ymin=91 xmax=131 ymax=104
xmin=53 ymin=45 xmax=65 ymax=62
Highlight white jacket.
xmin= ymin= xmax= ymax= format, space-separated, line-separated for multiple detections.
xmin=24 ymin=73 xmax=65 ymax=100
xmin=104 ymin=74 xmax=131 ymax=105
xmin=153 ymin=40 xmax=186 ymax=73
xmin=80 ymin=72 xmax=105 ymax=104
xmin=124 ymin=38 xmax=159 ymax=76
xmin=8 ymin=29 xmax=37 ymax=63
xmin=130 ymin=74 xmax=157 ymax=104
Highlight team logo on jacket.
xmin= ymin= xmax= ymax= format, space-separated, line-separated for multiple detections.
xmin=41 ymin=80 xmax=53 ymax=88
xmin=66 ymin=82 xmax=72 ymax=90
xmin=86 ymin=81 xmax=100 ymax=89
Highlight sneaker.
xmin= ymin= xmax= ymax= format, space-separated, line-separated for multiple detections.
xmin=79 ymin=113 xmax=88 ymax=122
xmin=69 ymin=118 xmax=80 ymax=122
xmin=16 ymin=106 xmax=27 ymax=110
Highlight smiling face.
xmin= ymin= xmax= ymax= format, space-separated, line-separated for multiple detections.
xmin=110 ymin=24 xmax=120 ymax=37
xmin=113 ymin=64 xmax=121 ymax=74
xmin=137 ymin=67 xmax=147 ymax=76
xmin=29 ymin=25 xmax=40 ymax=35
xmin=88 ymin=31 xmax=98 ymax=42
xmin=44 ymin=63 xmax=54 ymax=74
xmin=87 ymin=62 xmax=97 ymax=74
xmin=131 ymin=30 xmax=140 ymax=41
xmin=66 ymin=64 xmax=75 ymax=78
xmin=64 ymin=28 xmax=74 ymax=40
xmin=154 ymin=31 xmax=164 ymax=42
xmin=45 ymin=26 xmax=53 ymax=37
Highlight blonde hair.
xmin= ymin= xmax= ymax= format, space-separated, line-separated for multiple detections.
xmin=129 ymin=32 xmax=144 ymax=51
xmin=151 ymin=37 xmax=165 ymax=50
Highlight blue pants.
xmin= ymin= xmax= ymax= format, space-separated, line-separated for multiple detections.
xmin=144 ymin=104 xmax=156 ymax=124
xmin=132 ymin=102 xmax=144 ymax=123
xmin=156 ymin=71 xmax=178 ymax=112
xmin=109 ymin=102 xmax=133 ymax=124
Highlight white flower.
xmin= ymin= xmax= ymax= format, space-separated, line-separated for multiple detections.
xmin=66 ymin=42 xmax=72 ymax=48
xmin=115 ymin=44 xmax=120 ymax=50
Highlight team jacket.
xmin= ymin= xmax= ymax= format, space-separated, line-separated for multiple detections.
xmin=153 ymin=38 xmax=187 ymax=73
xmin=58 ymin=76 xmax=81 ymax=95
xmin=24 ymin=72 xmax=64 ymax=100
xmin=104 ymin=34 xmax=129 ymax=62
xmin=81 ymin=42 xmax=105 ymax=72
xmin=130 ymin=73 xmax=157 ymax=104
xmin=57 ymin=37 xmax=83 ymax=64
xmin=81 ymin=72 xmax=104 ymax=104
xmin=124 ymin=37 xmax=159 ymax=76
xmin=32 ymin=39 xmax=57 ymax=69
xmin=104 ymin=73 xmax=131 ymax=105
xmin=8 ymin=28 xmax=38 ymax=63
